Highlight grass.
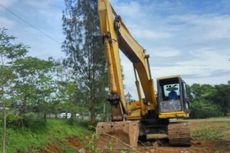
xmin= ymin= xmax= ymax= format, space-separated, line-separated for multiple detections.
xmin=190 ymin=119 xmax=230 ymax=140
xmin=192 ymin=127 xmax=224 ymax=140
xmin=0 ymin=119 xmax=91 ymax=153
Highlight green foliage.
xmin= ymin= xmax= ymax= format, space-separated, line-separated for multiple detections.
xmin=0 ymin=28 xmax=27 ymax=60
xmin=188 ymin=82 xmax=230 ymax=118
xmin=6 ymin=112 xmax=46 ymax=129
xmin=192 ymin=127 xmax=223 ymax=140
xmin=85 ymin=133 xmax=100 ymax=153
xmin=66 ymin=118 xmax=96 ymax=131
xmin=213 ymin=84 xmax=230 ymax=116
xmin=12 ymin=57 xmax=55 ymax=117
xmin=60 ymin=144 xmax=76 ymax=153
xmin=62 ymin=0 xmax=107 ymax=123
xmin=13 ymin=57 xmax=53 ymax=75
xmin=6 ymin=113 xmax=23 ymax=128
xmin=190 ymin=100 xmax=223 ymax=118
xmin=190 ymin=83 xmax=216 ymax=101
xmin=21 ymin=113 xmax=46 ymax=129
xmin=0 ymin=28 xmax=28 ymax=108
xmin=125 ymin=92 xmax=134 ymax=102
xmin=0 ymin=119 xmax=90 ymax=153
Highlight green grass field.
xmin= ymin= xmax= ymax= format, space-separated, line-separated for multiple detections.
xmin=190 ymin=118 xmax=230 ymax=140
xmin=0 ymin=119 xmax=90 ymax=153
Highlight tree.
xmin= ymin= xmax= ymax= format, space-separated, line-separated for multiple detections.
xmin=62 ymin=0 xmax=107 ymax=123
xmin=51 ymin=61 xmax=81 ymax=120
xmin=190 ymin=83 xmax=216 ymax=101
xmin=0 ymin=28 xmax=27 ymax=153
xmin=190 ymin=100 xmax=222 ymax=118
xmin=188 ymin=83 xmax=230 ymax=118
xmin=125 ymin=92 xmax=133 ymax=102
xmin=213 ymin=84 xmax=230 ymax=116
xmin=12 ymin=57 xmax=54 ymax=120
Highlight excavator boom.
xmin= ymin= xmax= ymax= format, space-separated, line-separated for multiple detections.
xmin=98 ymin=0 xmax=156 ymax=121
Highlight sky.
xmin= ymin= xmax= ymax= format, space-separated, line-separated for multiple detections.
xmin=0 ymin=0 xmax=230 ymax=98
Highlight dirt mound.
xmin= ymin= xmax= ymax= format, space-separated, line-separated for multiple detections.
xmin=67 ymin=137 xmax=82 ymax=148
xmin=40 ymin=144 xmax=61 ymax=153
xmin=39 ymin=137 xmax=83 ymax=153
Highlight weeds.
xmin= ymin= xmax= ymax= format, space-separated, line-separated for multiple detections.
xmin=192 ymin=127 xmax=223 ymax=140
xmin=85 ymin=133 xmax=100 ymax=153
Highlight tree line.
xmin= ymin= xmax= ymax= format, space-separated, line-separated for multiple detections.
xmin=187 ymin=83 xmax=230 ymax=118
xmin=0 ymin=29 xmax=75 ymax=128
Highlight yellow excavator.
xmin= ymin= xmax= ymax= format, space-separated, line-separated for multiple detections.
xmin=96 ymin=0 xmax=191 ymax=147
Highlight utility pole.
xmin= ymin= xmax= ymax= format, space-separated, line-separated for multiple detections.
xmin=1 ymin=54 xmax=6 ymax=153
xmin=3 ymin=95 xmax=6 ymax=153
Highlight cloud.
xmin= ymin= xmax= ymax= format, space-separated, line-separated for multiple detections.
xmin=151 ymin=47 xmax=181 ymax=57
xmin=0 ymin=17 xmax=15 ymax=28
xmin=151 ymin=47 xmax=230 ymax=83
xmin=131 ymin=27 xmax=172 ymax=40
xmin=0 ymin=0 xmax=16 ymax=7
xmin=168 ymin=14 xmax=230 ymax=40
xmin=111 ymin=1 xmax=144 ymax=19
xmin=23 ymin=0 xmax=51 ymax=8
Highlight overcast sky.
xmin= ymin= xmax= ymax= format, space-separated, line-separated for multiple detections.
xmin=0 ymin=0 xmax=230 ymax=98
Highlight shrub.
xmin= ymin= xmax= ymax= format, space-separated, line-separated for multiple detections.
xmin=190 ymin=100 xmax=223 ymax=118
xmin=7 ymin=113 xmax=24 ymax=128
xmin=22 ymin=112 xmax=46 ymax=129
xmin=7 ymin=112 xmax=46 ymax=129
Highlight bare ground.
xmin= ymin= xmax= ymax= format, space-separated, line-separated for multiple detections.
xmin=96 ymin=118 xmax=230 ymax=153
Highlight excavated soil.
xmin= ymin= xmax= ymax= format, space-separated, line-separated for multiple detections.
xmin=67 ymin=137 xmax=82 ymax=148
xmin=39 ymin=137 xmax=83 ymax=153
xmin=40 ymin=144 xmax=61 ymax=153
xmin=138 ymin=140 xmax=230 ymax=153
xmin=39 ymin=136 xmax=230 ymax=153
xmin=96 ymin=132 xmax=134 ymax=153
xmin=96 ymin=135 xmax=230 ymax=153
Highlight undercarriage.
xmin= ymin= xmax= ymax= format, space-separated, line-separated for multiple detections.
xmin=96 ymin=119 xmax=191 ymax=148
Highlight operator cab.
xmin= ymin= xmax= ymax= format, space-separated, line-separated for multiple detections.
xmin=157 ymin=76 xmax=190 ymax=118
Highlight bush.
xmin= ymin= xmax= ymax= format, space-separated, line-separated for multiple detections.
xmin=190 ymin=100 xmax=223 ymax=118
xmin=66 ymin=118 xmax=96 ymax=131
xmin=7 ymin=112 xmax=46 ymax=129
xmin=22 ymin=112 xmax=46 ymax=129
xmin=7 ymin=113 xmax=24 ymax=128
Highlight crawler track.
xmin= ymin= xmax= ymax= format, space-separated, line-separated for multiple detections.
xmin=168 ymin=122 xmax=191 ymax=146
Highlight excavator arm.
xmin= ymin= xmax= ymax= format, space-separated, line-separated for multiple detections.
xmin=98 ymin=0 xmax=157 ymax=121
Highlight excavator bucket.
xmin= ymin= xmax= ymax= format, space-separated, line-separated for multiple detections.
xmin=96 ymin=121 xmax=139 ymax=147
